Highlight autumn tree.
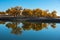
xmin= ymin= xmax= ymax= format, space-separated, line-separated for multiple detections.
xmin=33 ymin=8 xmax=42 ymax=17
xmin=51 ymin=10 xmax=57 ymax=18
xmin=33 ymin=9 xmax=49 ymax=17
xmin=22 ymin=9 xmax=33 ymax=17
xmin=6 ymin=6 xmax=22 ymax=17
xmin=0 ymin=12 xmax=6 ymax=15
xmin=0 ymin=6 xmax=58 ymax=18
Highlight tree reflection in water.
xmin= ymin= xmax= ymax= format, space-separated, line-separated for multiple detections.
xmin=0 ymin=21 xmax=56 ymax=35
xmin=51 ymin=23 xmax=56 ymax=28
xmin=0 ymin=21 xmax=5 ymax=24
xmin=22 ymin=22 xmax=48 ymax=31
xmin=6 ymin=21 xmax=22 ymax=35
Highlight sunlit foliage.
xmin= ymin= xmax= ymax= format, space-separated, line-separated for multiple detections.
xmin=6 ymin=6 xmax=22 ymax=17
xmin=0 ymin=6 xmax=58 ymax=18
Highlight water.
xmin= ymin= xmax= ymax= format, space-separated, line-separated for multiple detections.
xmin=0 ymin=21 xmax=60 ymax=40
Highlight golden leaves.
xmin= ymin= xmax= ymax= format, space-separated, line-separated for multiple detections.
xmin=0 ymin=6 xmax=58 ymax=18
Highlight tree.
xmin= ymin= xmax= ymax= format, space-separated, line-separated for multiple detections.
xmin=43 ymin=10 xmax=48 ymax=17
xmin=6 ymin=6 xmax=22 ymax=17
xmin=51 ymin=10 xmax=57 ymax=18
xmin=47 ymin=13 xmax=51 ymax=18
xmin=22 ymin=9 xmax=33 ymax=17
xmin=33 ymin=8 xmax=42 ymax=17
xmin=0 ymin=6 xmax=58 ymax=18
xmin=33 ymin=9 xmax=48 ymax=17
xmin=0 ymin=12 xmax=6 ymax=15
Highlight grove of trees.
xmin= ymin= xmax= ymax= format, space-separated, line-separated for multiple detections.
xmin=0 ymin=6 xmax=58 ymax=18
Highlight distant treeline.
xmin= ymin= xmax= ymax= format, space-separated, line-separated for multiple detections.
xmin=0 ymin=6 xmax=58 ymax=18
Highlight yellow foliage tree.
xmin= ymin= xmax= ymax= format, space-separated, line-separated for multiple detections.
xmin=0 ymin=12 xmax=6 ymax=15
xmin=6 ymin=6 xmax=22 ymax=17
xmin=33 ymin=8 xmax=42 ymax=17
xmin=0 ymin=6 xmax=58 ymax=18
xmin=22 ymin=9 xmax=33 ymax=17
xmin=51 ymin=10 xmax=57 ymax=18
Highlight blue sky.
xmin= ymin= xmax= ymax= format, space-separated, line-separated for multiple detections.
xmin=0 ymin=0 xmax=60 ymax=15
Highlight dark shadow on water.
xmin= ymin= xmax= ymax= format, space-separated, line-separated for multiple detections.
xmin=0 ymin=18 xmax=60 ymax=23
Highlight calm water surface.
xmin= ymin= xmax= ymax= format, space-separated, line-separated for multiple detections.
xmin=0 ymin=21 xmax=60 ymax=40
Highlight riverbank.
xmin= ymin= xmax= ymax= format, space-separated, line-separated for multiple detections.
xmin=0 ymin=17 xmax=60 ymax=23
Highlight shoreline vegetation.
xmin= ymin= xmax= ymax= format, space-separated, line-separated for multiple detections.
xmin=0 ymin=6 xmax=60 ymax=22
